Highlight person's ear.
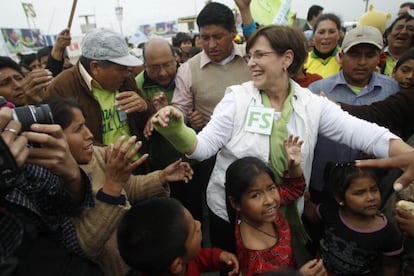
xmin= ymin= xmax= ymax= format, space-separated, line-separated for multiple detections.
xmin=282 ymin=49 xmax=294 ymax=71
xmin=392 ymin=67 xmax=397 ymax=78
xmin=338 ymin=51 xmax=344 ymax=65
xmin=170 ymin=257 xmax=185 ymax=275
xmin=89 ymin=60 xmax=100 ymax=76
xmin=230 ymin=26 xmax=237 ymax=39
xmin=228 ymin=196 xmax=241 ymax=212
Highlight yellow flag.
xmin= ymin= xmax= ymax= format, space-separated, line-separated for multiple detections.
xmin=251 ymin=0 xmax=292 ymax=26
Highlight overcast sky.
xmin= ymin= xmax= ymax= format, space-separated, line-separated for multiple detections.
xmin=0 ymin=0 xmax=408 ymax=36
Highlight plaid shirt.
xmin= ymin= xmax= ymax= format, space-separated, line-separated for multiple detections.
xmin=0 ymin=164 xmax=94 ymax=261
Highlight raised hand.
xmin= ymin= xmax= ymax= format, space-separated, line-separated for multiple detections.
xmin=51 ymin=28 xmax=71 ymax=62
xmin=284 ymin=135 xmax=303 ymax=178
xmin=23 ymin=69 xmax=53 ymax=104
xmin=284 ymin=135 xmax=303 ymax=168
xmin=234 ymin=0 xmax=252 ymax=11
xmin=104 ymin=135 xmax=148 ymax=196
xmin=234 ymin=0 xmax=253 ymax=28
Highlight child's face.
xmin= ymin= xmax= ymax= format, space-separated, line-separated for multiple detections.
xmin=343 ymin=176 xmax=381 ymax=217
xmin=393 ymin=59 xmax=414 ymax=90
xmin=180 ymin=40 xmax=192 ymax=53
xmin=182 ymin=208 xmax=202 ymax=261
xmin=237 ymin=172 xmax=280 ymax=224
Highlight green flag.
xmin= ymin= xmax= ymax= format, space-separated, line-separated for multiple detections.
xmin=22 ymin=3 xmax=37 ymax=18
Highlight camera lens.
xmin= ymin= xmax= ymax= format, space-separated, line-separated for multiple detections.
xmin=12 ymin=104 xmax=54 ymax=131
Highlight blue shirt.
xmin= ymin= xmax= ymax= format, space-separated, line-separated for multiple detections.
xmin=308 ymin=71 xmax=399 ymax=191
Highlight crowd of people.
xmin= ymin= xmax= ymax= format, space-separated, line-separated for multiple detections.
xmin=1 ymin=0 xmax=414 ymax=275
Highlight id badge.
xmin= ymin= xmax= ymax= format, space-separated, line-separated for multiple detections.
xmin=244 ymin=106 xmax=273 ymax=135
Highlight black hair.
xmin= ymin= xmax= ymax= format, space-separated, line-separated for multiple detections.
xmin=307 ymin=5 xmax=323 ymax=22
xmin=117 ymin=197 xmax=188 ymax=275
xmin=173 ymin=46 xmax=183 ymax=58
xmin=401 ymin=2 xmax=414 ymax=9
xmin=37 ymin=46 xmax=52 ymax=62
xmin=395 ymin=48 xmax=414 ymax=70
xmin=196 ymin=2 xmax=235 ymax=32
xmin=192 ymin=33 xmax=200 ymax=46
xmin=175 ymin=32 xmax=192 ymax=47
xmin=313 ymin=13 xmax=342 ymax=33
xmin=19 ymin=53 xmax=37 ymax=70
xmin=246 ymin=25 xmax=307 ymax=75
xmin=0 ymin=56 xmax=23 ymax=76
xmin=324 ymin=162 xmax=378 ymax=203
xmin=387 ymin=12 xmax=414 ymax=34
xmin=225 ymin=157 xmax=275 ymax=226
xmin=79 ymin=56 xmax=114 ymax=73
xmin=44 ymin=97 xmax=84 ymax=129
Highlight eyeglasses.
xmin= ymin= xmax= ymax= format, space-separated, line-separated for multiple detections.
xmin=243 ymin=51 xmax=277 ymax=63
xmin=146 ymin=60 xmax=176 ymax=74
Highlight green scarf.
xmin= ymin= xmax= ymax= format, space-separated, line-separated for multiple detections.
xmin=261 ymin=87 xmax=309 ymax=244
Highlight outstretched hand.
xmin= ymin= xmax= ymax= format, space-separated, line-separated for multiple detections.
xmin=151 ymin=106 xmax=183 ymax=128
xmin=356 ymin=151 xmax=414 ymax=191
xmin=104 ymin=135 xmax=148 ymax=196
xmin=159 ymin=159 xmax=193 ymax=184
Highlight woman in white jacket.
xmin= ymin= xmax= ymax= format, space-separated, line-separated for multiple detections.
xmin=152 ymin=25 xmax=413 ymax=266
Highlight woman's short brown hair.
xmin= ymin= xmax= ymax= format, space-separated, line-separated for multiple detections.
xmin=246 ymin=25 xmax=307 ymax=75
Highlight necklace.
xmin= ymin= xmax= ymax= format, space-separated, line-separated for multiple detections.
xmin=240 ymin=219 xmax=277 ymax=239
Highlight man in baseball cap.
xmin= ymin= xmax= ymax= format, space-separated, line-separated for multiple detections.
xmin=307 ymin=25 xmax=400 ymax=204
xmin=340 ymin=25 xmax=383 ymax=54
xmin=46 ymin=28 xmax=151 ymax=173
xmin=81 ymin=28 xmax=142 ymax=67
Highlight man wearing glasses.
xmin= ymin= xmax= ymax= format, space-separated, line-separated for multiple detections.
xmin=136 ymin=38 xmax=196 ymax=215
xmin=136 ymin=38 xmax=177 ymax=112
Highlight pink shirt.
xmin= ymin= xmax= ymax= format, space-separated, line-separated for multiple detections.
xmin=171 ymin=43 xmax=245 ymax=117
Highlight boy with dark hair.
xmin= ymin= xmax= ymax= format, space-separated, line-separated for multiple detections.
xmin=117 ymin=197 xmax=239 ymax=276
